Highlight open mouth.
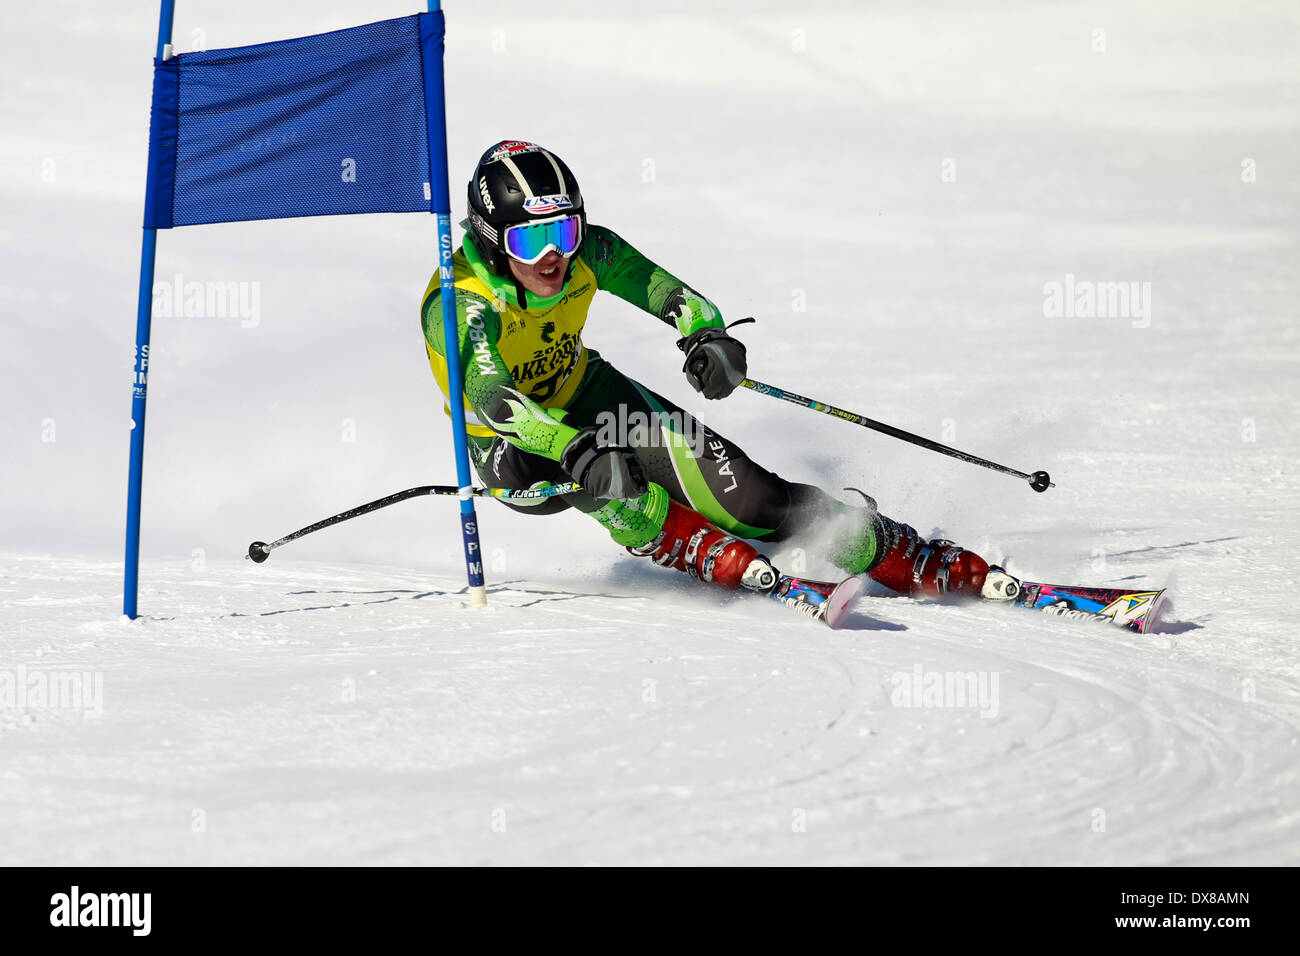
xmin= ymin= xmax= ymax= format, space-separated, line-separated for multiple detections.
xmin=539 ymin=265 xmax=559 ymax=278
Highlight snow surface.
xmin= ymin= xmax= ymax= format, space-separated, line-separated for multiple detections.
xmin=2 ymin=0 xmax=1298 ymax=865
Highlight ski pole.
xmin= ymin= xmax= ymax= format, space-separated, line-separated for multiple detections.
xmin=246 ymin=482 xmax=581 ymax=562
xmin=739 ymin=378 xmax=1054 ymax=493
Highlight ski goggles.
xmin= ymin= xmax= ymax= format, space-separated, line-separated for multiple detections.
xmin=502 ymin=214 xmax=583 ymax=265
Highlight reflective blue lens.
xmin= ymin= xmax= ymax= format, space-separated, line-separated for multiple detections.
xmin=503 ymin=216 xmax=583 ymax=264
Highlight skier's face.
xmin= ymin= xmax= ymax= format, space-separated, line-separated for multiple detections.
xmin=507 ymin=248 xmax=567 ymax=298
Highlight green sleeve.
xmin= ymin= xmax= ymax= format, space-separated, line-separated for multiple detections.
xmin=421 ymin=288 xmax=580 ymax=461
xmin=581 ymin=223 xmax=725 ymax=337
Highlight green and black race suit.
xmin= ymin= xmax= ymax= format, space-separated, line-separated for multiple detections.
xmin=419 ymin=224 xmax=858 ymax=550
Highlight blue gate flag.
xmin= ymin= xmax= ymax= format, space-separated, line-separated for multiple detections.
xmin=126 ymin=5 xmax=483 ymax=620
xmin=145 ymin=13 xmax=442 ymax=228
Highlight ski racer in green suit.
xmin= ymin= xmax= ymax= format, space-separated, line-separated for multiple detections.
xmin=421 ymin=141 xmax=997 ymax=601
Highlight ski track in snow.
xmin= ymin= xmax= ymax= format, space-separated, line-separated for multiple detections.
xmin=1 ymin=553 xmax=1296 ymax=865
xmin=3 ymin=0 xmax=1299 ymax=864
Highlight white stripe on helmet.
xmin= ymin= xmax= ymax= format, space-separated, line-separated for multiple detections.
xmin=540 ymin=149 xmax=566 ymax=192
xmin=499 ymin=155 xmax=536 ymax=200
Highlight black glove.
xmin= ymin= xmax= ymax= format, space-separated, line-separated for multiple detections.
xmin=560 ymin=426 xmax=649 ymax=501
xmin=676 ymin=320 xmax=750 ymax=400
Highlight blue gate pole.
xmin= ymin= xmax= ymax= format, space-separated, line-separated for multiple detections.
xmin=124 ymin=0 xmax=177 ymax=619
xmin=424 ymin=2 xmax=487 ymax=606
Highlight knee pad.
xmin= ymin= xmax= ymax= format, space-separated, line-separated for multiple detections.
xmin=592 ymin=483 xmax=671 ymax=549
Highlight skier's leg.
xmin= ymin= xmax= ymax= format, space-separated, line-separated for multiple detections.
xmin=769 ymin=484 xmax=991 ymax=599
xmin=467 ymin=413 xmax=753 ymax=594
xmin=533 ymin=357 xmax=820 ymax=591
xmin=470 ymin=436 xmax=574 ymax=516
xmin=849 ymin=503 xmax=991 ymax=599
xmin=478 ymin=355 xmax=988 ymax=598
xmin=471 ymin=423 xmax=768 ymax=588
xmin=462 ymin=356 xmax=772 ymax=591
xmin=472 ymin=428 xmax=679 ymax=545
xmin=603 ymin=482 xmax=780 ymax=591
xmin=565 ymin=357 xmax=992 ymax=598
xmin=563 ymin=356 xmax=805 ymax=538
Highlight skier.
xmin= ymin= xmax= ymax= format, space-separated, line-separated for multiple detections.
xmin=420 ymin=140 xmax=1006 ymax=614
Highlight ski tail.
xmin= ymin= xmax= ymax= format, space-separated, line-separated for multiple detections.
xmin=769 ymin=574 xmax=864 ymax=629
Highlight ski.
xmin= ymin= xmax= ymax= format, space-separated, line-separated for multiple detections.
xmin=763 ymin=572 xmax=1168 ymax=634
xmin=767 ymin=573 xmax=865 ymax=629
xmin=764 ymin=569 xmax=1165 ymax=633
xmin=987 ymin=572 xmax=1168 ymax=634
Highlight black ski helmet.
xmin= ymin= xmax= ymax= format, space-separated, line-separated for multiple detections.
xmin=466 ymin=140 xmax=585 ymax=278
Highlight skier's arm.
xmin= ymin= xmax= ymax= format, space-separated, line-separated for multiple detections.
xmin=582 ymin=223 xmax=747 ymax=399
xmin=421 ymin=289 xmax=579 ymax=460
xmin=581 ymin=223 xmax=725 ymax=336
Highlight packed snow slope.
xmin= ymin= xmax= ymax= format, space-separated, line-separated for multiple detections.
xmin=1 ymin=1 xmax=1297 ymax=865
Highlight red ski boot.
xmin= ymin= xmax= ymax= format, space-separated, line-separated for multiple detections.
xmin=867 ymin=515 xmax=990 ymax=599
xmin=627 ymin=500 xmax=778 ymax=592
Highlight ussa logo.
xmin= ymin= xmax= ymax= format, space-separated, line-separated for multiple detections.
xmin=523 ymin=194 xmax=572 ymax=214
xmin=50 ymin=886 xmax=151 ymax=936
